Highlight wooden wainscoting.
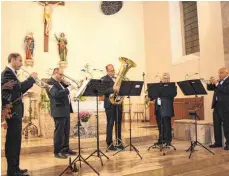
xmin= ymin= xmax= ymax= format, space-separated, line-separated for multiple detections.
xmin=149 ymin=96 xmax=204 ymax=126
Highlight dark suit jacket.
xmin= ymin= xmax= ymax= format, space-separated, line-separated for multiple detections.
xmin=1 ymin=67 xmax=35 ymax=119
xmin=101 ymin=75 xmax=115 ymax=109
xmin=46 ymin=77 xmax=73 ymax=118
xmin=152 ymin=85 xmax=177 ymax=117
xmin=207 ymin=77 xmax=229 ymax=111
xmin=101 ymin=74 xmax=123 ymax=109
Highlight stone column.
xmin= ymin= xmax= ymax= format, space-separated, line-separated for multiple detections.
xmin=221 ymin=2 xmax=229 ymax=68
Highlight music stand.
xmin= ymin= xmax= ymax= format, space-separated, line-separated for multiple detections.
xmin=84 ymin=79 xmax=110 ymax=166
xmin=177 ymin=79 xmax=214 ymax=158
xmin=113 ymin=81 xmax=143 ymax=160
xmin=59 ymin=80 xmax=99 ymax=176
xmin=147 ymin=82 xmax=177 ymax=155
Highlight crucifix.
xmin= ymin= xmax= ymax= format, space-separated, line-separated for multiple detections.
xmin=37 ymin=1 xmax=65 ymax=52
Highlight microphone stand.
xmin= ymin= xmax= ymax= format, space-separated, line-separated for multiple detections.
xmin=142 ymin=72 xmax=149 ymax=122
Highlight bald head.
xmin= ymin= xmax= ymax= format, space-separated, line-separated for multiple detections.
xmin=106 ymin=64 xmax=115 ymax=76
xmin=161 ymin=72 xmax=170 ymax=83
xmin=218 ymin=67 xmax=228 ymax=80
xmin=53 ymin=67 xmax=64 ymax=82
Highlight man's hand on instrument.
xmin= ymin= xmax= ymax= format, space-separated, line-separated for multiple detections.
xmin=113 ymin=86 xmax=120 ymax=93
xmin=31 ymin=72 xmax=38 ymax=79
xmin=61 ymin=78 xmax=71 ymax=86
xmin=210 ymin=77 xmax=218 ymax=85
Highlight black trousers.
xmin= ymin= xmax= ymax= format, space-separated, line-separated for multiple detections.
xmin=53 ymin=116 xmax=70 ymax=154
xmin=105 ymin=106 xmax=122 ymax=146
xmin=5 ymin=118 xmax=22 ymax=176
xmin=156 ymin=107 xmax=172 ymax=143
xmin=213 ymin=103 xmax=229 ymax=146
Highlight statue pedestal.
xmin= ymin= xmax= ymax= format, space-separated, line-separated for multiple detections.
xmin=59 ymin=61 xmax=67 ymax=68
xmin=24 ymin=59 xmax=34 ymax=66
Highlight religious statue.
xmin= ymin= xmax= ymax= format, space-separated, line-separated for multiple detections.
xmin=55 ymin=33 xmax=68 ymax=68
xmin=24 ymin=32 xmax=35 ymax=66
xmin=37 ymin=1 xmax=63 ymax=36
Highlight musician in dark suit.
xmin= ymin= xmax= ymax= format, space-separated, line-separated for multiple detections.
xmin=207 ymin=68 xmax=229 ymax=150
xmin=46 ymin=68 xmax=76 ymax=159
xmin=1 ymin=53 xmax=37 ymax=176
xmin=152 ymin=73 xmax=177 ymax=146
xmin=101 ymin=64 xmax=124 ymax=151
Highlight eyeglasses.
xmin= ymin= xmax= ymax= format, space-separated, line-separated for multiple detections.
xmin=58 ymin=73 xmax=64 ymax=76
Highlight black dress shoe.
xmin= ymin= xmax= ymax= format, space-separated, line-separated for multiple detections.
xmin=154 ymin=141 xmax=165 ymax=145
xmin=224 ymin=145 xmax=229 ymax=150
xmin=55 ymin=153 xmax=68 ymax=159
xmin=64 ymin=149 xmax=77 ymax=155
xmin=116 ymin=144 xmax=125 ymax=150
xmin=19 ymin=169 xmax=28 ymax=173
xmin=107 ymin=144 xmax=117 ymax=151
xmin=209 ymin=143 xmax=222 ymax=148
xmin=15 ymin=172 xmax=30 ymax=176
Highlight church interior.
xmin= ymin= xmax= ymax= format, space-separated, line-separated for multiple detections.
xmin=1 ymin=1 xmax=229 ymax=176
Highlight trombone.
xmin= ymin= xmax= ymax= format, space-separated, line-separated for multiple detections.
xmin=20 ymin=68 xmax=51 ymax=89
xmin=46 ymin=68 xmax=83 ymax=90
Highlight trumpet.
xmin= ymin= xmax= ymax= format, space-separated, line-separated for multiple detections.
xmin=20 ymin=68 xmax=51 ymax=89
xmin=200 ymin=77 xmax=219 ymax=84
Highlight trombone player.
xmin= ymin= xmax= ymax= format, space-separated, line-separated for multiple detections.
xmin=207 ymin=68 xmax=229 ymax=150
xmin=1 ymin=53 xmax=38 ymax=176
xmin=46 ymin=68 xmax=76 ymax=159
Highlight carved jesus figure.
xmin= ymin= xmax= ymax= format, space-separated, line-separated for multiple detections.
xmin=37 ymin=1 xmax=62 ymax=35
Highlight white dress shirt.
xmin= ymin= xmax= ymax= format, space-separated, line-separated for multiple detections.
xmin=157 ymin=98 xmax=161 ymax=105
xmin=7 ymin=65 xmax=17 ymax=77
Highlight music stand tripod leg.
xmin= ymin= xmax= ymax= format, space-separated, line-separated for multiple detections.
xmin=59 ymin=99 xmax=99 ymax=176
xmin=113 ymin=97 xmax=142 ymax=160
xmin=85 ymin=95 xmax=109 ymax=166
xmin=186 ymin=111 xmax=214 ymax=158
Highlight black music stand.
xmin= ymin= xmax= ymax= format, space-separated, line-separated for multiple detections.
xmin=147 ymin=82 xmax=177 ymax=155
xmin=113 ymin=81 xmax=143 ymax=160
xmin=59 ymin=80 xmax=99 ymax=176
xmin=84 ymin=79 xmax=109 ymax=166
xmin=177 ymin=79 xmax=214 ymax=158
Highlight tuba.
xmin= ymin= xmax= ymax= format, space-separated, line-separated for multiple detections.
xmin=109 ymin=57 xmax=136 ymax=104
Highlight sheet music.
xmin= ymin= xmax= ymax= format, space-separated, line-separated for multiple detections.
xmin=74 ymin=79 xmax=91 ymax=98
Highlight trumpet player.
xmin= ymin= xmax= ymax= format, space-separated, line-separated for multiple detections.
xmin=46 ymin=68 xmax=76 ymax=159
xmin=207 ymin=68 xmax=229 ymax=150
xmin=101 ymin=64 xmax=124 ymax=151
xmin=1 ymin=53 xmax=38 ymax=176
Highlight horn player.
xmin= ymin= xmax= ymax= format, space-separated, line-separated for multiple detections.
xmin=101 ymin=64 xmax=124 ymax=151
xmin=207 ymin=68 xmax=229 ymax=150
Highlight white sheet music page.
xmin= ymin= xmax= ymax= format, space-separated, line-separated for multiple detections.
xmin=75 ymin=79 xmax=91 ymax=98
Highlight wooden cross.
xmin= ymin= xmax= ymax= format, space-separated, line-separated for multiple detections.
xmin=37 ymin=1 xmax=65 ymax=52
